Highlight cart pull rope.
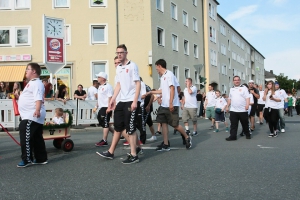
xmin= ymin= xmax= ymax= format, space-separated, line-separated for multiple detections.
xmin=0 ymin=124 xmax=21 ymax=146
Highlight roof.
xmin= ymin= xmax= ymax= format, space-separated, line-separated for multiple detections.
xmin=217 ymin=14 xmax=265 ymax=59
xmin=264 ymin=69 xmax=276 ymax=79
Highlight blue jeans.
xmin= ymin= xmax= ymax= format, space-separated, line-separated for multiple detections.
xmin=277 ymin=108 xmax=285 ymax=130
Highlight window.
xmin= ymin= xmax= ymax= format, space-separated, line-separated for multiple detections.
xmin=210 ymin=49 xmax=217 ymax=66
xmin=183 ymin=40 xmax=189 ymax=55
xmin=232 ymin=34 xmax=236 ymax=43
xmin=171 ymin=3 xmax=177 ymax=20
xmin=91 ymin=25 xmax=107 ymax=44
xmin=237 ymin=54 xmax=240 ymax=63
xmin=209 ymin=3 xmax=215 ymax=19
xmin=192 ymin=18 xmax=198 ymax=32
xmin=228 ymin=58 xmax=231 ymax=69
xmin=228 ymin=39 xmax=230 ymax=51
xmin=0 ymin=29 xmax=10 ymax=46
xmin=90 ymin=0 xmax=106 ymax=7
xmin=232 ymin=52 xmax=236 ymax=60
xmin=221 ymin=65 xmax=227 ymax=75
xmin=65 ymin=25 xmax=71 ymax=45
xmin=209 ymin=26 xmax=216 ymax=43
xmin=194 ymin=71 xmax=198 ymax=84
xmin=0 ymin=26 xmax=31 ymax=47
xmin=156 ymin=0 xmax=163 ymax=12
xmin=173 ymin=65 xmax=178 ymax=79
xmin=16 ymin=28 xmax=29 ymax=45
xmin=92 ymin=61 xmax=107 ymax=80
xmin=54 ymin=0 xmax=69 ymax=8
xmin=0 ymin=0 xmax=30 ymax=9
xmin=183 ymin=11 xmax=188 ymax=26
xmin=193 ymin=44 xmax=198 ymax=58
xmin=220 ymin=24 xmax=226 ymax=36
xmin=241 ymin=42 xmax=244 ymax=50
xmin=220 ymin=43 xmax=226 ymax=56
xmin=185 ymin=68 xmax=190 ymax=79
xmin=171 ymin=34 xmax=178 ymax=51
xmin=193 ymin=0 xmax=197 ymax=6
xmin=157 ymin=27 xmax=164 ymax=46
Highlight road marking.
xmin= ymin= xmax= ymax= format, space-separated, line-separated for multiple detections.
xmin=257 ymin=145 xmax=277 ymax=149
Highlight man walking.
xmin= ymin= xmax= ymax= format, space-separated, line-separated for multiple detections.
xmin=17 ymin=63 xmax=48 ymax=167
xmin=248 ymin=80 xmax=260 ymax=131
xmin=275 ymin=82 xmax=287 ymax=132
xmin=226 ymin=76 xmax=250 ymax=141
xmin=181 ymin=78 xmax=198 ymax=136
xmin=204 ymin=84 xmax=216 ymax=129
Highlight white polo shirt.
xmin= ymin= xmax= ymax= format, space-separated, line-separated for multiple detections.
xmin=265 ymin=90 xmax=279 ymax=109
xmin=18 ymin=78 xmax=46 ymax=124
xmin=160 ymin=70 xmax=180 ymax=107
xmin=206 ymin=91 xmax=216 ymax=107
xmin=228 ymin=85 xmax=250 ymax=112
xmin=275 ymin=89 xmax=287 ymax=109
xmin=97 ymin=83 xmax=113 ymax=108
xmin=140 ymin=81 xmax=147 ymax=106
xmin=257 ymin=90 xmax=265 ymax=105
xmin=183 ymin=85 xmax=198 ymax=108
xmin=115 ymin=60 xmax=141 ymax=102
xmin=52 ymin=116 xmax=64 ymax=125
xmin=87 ymin=85 xmax=98 ymax=100
xmin=215 ymin=97 xmax=227 ymax=109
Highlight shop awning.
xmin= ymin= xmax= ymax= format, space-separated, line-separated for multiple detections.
xmin=0 ymin=65 xmax=26 ymax=82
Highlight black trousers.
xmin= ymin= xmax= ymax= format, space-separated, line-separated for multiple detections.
xmin=229 ymin=111 xmax=249 ymax=138
xmin=19 ymin=120 xmax=47 ymax=162
xmin=264 ymin=108 xmax=279 ymax=133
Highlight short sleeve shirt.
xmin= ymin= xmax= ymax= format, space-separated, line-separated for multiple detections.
xmin=215 ymin=97 xmax=227 ymax=109
xmin=97 ymin=83 xmax=113 ymax=108
xmin=74 ymin=90 xmax=86 ymax=100
xmin=249 ymin=88 xmax=259 ymax=105
xmin=18 ymin=78 xmax=46 ymax=124
xmin=140 ymin=81 xmax=147 ymax=106
xmin=160 ymin=70 xmax=180 ymax=107
xmin=87 ymin=86 xmax=98 ymax=100
xmin=206 ymin=91 xmax=217 ymax=107
xmin=183 ymin=85 xmax=198 ymax=108
xmin=257 ymin=90 xmax=265 ymax=105
xmin=275 ymin=89 xmax=287 ymax=109
xmin=52 ymin=116 xmax=64 ymax=125
xmin=228 ymin=85 xmax=250 ymax=112
xmin=265 ymin=90 xmax=280 ymax=109
xmin=115 ymin=60 xmax=141 ymax=102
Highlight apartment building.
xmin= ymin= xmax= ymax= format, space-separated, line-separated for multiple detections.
xmin=0 ymin=0 xmax=204 ymax=96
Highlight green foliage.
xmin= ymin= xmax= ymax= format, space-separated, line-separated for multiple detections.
xmin=275 ymin=75 xmax=299 ymax=92
xmin=43 ymin=110 xmax=73 ymax=130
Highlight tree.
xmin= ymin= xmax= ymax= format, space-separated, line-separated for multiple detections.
xmin=275 ymin=75 xmax=299 ymax=93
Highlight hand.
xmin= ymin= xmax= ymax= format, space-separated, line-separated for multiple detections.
xmin=141 ymin=94 xmax=147 ymax=99
xmin=245 ymin=105 xmax=249 ymax=110
xmin=33 ymin=110 xmax=41 ymax=118
xmin=250 ymin=90 xmax=254 ymax=94
xmin=106 ymin=108 xmax=111 ymax=114
xmin=145 ymin=106 xmax=150 ymax=112
xmin=169 ymin=104 xmax=174 ymax=112
xmin=131 ymin=101 xmax=137 ymax=111
xmin=92 ymin=107 xmax=97 ymax=113
xmin=109 ymin=99 xmax=115 ymax=110
xmin=226 ymin=108 xmax=229 ymax=112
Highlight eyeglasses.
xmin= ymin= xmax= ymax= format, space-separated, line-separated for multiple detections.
xmin=115 ymin=51 xmax=126 ymax=55
xmin=26 ymin=68 xmax=33 ymax=71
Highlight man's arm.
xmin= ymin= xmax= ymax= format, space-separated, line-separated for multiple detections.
xmin=131 ymin=80 xmax=141 ymax=111
xmin=109 ymin=83 xmax=121 ymax=110
xmin=169 ymin=85 xmax=175 ymax=112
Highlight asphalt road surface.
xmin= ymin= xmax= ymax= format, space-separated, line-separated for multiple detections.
xmin=1 ymin=115 xmax=300 ymax=200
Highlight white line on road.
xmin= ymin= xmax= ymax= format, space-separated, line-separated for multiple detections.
xmin=257 ymin=145 xmax=277 ymax=149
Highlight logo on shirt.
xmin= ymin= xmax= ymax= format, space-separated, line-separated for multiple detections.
xmin=102 ymin=88 xmax=104 ymax=91
xmin=126 ymin=69 xmax=129 ymax=73
xmin=164 ymin=77 xmax=166 ymax=80
xmin=239 ymin=89 xmax=242 ymax=92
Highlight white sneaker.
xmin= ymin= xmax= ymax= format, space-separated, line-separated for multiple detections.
xmin=281 ymin=129 xmax=285 ymax=133
xmin=146 ymin=136 xmax=157 ymax=141
xmin=256 ymin=121 xmax=260 ymax=124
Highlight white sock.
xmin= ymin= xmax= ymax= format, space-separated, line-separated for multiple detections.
xmin=185 ymin=126 xmax=189 ymax=130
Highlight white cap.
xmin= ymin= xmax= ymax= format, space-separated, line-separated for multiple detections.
xmin=248 ymin=80 xmax=254 ymax=83
xmin=95 ymin=72 xmax=107 ymax=80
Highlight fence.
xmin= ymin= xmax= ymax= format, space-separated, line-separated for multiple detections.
xmin=0 ymin=99 xmax=187 ymax=130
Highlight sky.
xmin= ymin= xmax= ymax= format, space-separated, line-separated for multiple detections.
xmin=217 ymin=0 xmax=300 ymax=80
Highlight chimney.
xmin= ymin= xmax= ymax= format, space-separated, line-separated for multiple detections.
xmin=270 ymin=70 xmax=273 ymax=74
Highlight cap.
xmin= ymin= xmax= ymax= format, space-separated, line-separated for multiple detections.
xmin=248 ymin=80 xmax=254 ymax=83
xmin=275 ymin=81 xmax=279 ymax=85
xmin=95 ymin=72 xmax=107 ymax=80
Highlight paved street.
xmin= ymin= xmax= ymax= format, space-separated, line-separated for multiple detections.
xmin=1 ymin=114 xmax=300 ymax=200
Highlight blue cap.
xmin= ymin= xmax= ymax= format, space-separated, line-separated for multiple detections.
xmin=275 ymin=81 xmax=279 ymax=85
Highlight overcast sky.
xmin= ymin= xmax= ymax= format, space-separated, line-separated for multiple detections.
xmin=217 ymin=0 xmax=300 ymax=80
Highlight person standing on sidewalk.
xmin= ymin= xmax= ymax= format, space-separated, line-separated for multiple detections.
xmin=97 ymin=44 xmax=141 ymax=164
xmin=145 ymin=59 xmax=192 ymax=151
xmin=225 ymin=76 xmax=250 ymax=141
xmin=17 ymin=63 xmax=48 ymax=167
xmin=274 ymin=82 xmax=287 ymax=133
xmin=204 ymin=84 xmax=216 ymax=129
xmin=181 ymin=78 xmax=198 ymax=136
xmin=94 ymin=72 xmax=114 ymax=147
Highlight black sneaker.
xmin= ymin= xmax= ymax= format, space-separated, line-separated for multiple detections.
xmin=185 ymin=130 xmax=191 ymax=136
xmin=156 ymin=144 xmax=170 ymax=151
xmin=185 ymin=137 xmax=192 ymax=149
xmin=32 ymin=159 xmax=48 ymax=165
xmin=240 ymin=131 xmax=244 ymax=136
xmin=246 ymin=135 xmax=251 ymax=139
xmin=136 ymin=147 xmax=144 ymax=155
xmin=157 ymin=140 xmax=170 ymax=147
xmin=96 ymin=151 xmax=114 ymax=159
xmin=192 ymin=131 xmax=198 ymax=136
xmin=225 ymin=137 xmax=237 ymax=141
xmin=122 ymin=154 xmax=139 ymax=164
xmin=120 ymin=136 xmax=125 ymax=140
xmin=155 ymin=131 xmax=161 ymax=135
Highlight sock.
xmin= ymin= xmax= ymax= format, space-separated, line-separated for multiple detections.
xmin=185 ymin=126 xmax=189 ymax=130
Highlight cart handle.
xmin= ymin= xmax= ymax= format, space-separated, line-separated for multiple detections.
xmin=0 ymin=124 xmax=21 ymax=146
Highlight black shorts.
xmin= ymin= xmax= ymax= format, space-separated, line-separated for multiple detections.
xmin=114 ymin=101 xmax=140 ymax=135
xmin=97 ymin=107 xmax=112 ymax=128
xmin=215 ymin=112 xmax=225 ymax=122
xmin=257 ymin=104 xmax=265 ymax=112
xmin=249 ymin=104 xmax=257 ymax=117
xmin=156 ymin=106 xmax=179 ymax=127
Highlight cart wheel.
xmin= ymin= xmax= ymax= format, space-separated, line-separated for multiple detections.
xmin=61 ymin=139 xmax=74 ymax=152
xmin=53 ymin=139 xmax=64 ymax=149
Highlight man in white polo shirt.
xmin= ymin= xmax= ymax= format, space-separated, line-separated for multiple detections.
xmin=87 ymin=80 xmax=98 ymax=100
xmin=146 ymin=59 xmax=192 ymax=151
xmin=94 ymin=72 xmax=114 ymax=147
xmin=226 ymin=75 xmax=250 ymax=141
xmin=181 ymin=78 xmax=198 ymax=136
xmin=204 ymin=84 xmax=216 ymax=129
xmin=97 ymin=44 xmax=141 ymax=164
xmin=275 ymin=82 xmax=288 ymax=133
xmin=17 ymin=63 xmax=48 ymax=167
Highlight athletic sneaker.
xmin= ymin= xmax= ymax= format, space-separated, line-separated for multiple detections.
xmin=139 ymin=140 xmax=144 ymax=145
xmin=185 ymin=137 xmax=192 ymax=149
xmin=256 ymin=121 xmax=260 ymax=124
xmin=32 ymin=159 xmax=48 ymax=165
xmin=157 ymin=140 xmax=170 ymax=148
xmin=96 ymin=151 xmax=114 ymax=159
xmin=147 ymin=136 xmax=157 ymax=141
xmin=17 ymin=160 xmax=32 ymax=168
xmin=240 ymin=131 xmax=245 ymax=136
xmin=120 ymin=136 xmax=125 ymax=140
xmin=95 ymin=139 xmax=108 ymax=147
xmin=268 ymin=132 xmax=278 ymax=138
xmin=281 ymin=129 xmax=285 ymax=133
xmin=123 ymin=141 xmax=129 ymax=146
xmin=155 ymin=131 xmax=161 ymax=135
xmin=213 ymin=129 xmax=219 ymax=132
xmin=209 ymin=125 xmax=214 ymax=130
xmin=225 ymin=127 xmax=229 ymax=132
xmin=122 ymin=154 xmax=139 ymax=164
xmin=192 ymin=131 xmax=198 ymax=136
xmin=136 ymin=147 xmax=144 ymax=155
xmin=185 ymin=130 xmax=191 ymax=136
xmin=156 ymin=144 xmax=170 ymax=151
